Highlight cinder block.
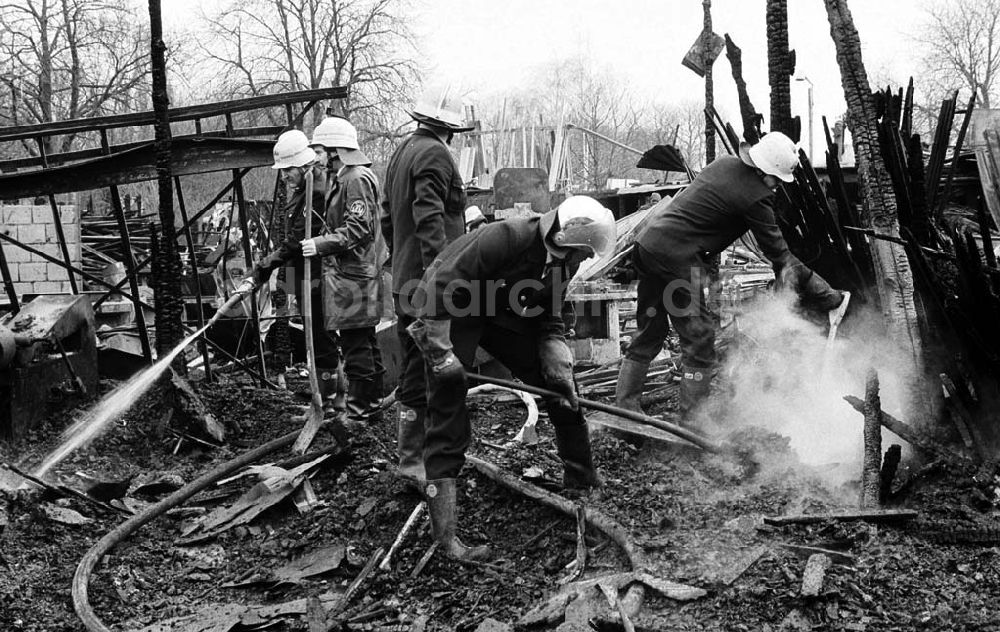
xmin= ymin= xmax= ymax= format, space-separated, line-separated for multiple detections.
xmin=17 ymin=224 xmax=45 ymax=244
xmin=60 ymin=207 xmax=77 ymax=224
xmin=4 ymin=245 xmax=30 ymax=263
xmin=63 ymin=223 xmax=81 ymax=243
xmin=47 ymin=262 xmax=69 ymax=281
xmin=19 ymin=262 xmax=46 ymax=282
xmin=6 ymin=264 xmax=18 ymax=282
xmin=37 ymin=243 xmax=59 ymax=259
xmin=33 ymin=280 xmax=62 ymax=294
xmin=3 ymin=207 xmax=32 ymax=225
xmin=32 ymin=206 xmax=53 ymax=224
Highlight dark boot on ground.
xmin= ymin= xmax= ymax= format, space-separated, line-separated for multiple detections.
xmin=553 ymin=421 xmax=602 ymax=489
xmin=342 ymin=377 xmax=383 ymax=429
xmin=396 ymin=404 xmax=427 ymax=486
xmin=679 ymin=365 xmax=712 ymax=420
xmin=424 ymin=478 xmax=491 ymax=561
xmin=318 ymin=368 xmax=340 ymax=416
xmin=615 ymin=357 xmax=650 ymax=412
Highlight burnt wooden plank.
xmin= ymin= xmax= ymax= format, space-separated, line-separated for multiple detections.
xmin=0 ymin=87 xmax=347 ymax=143
xmin=0 ymin=138 xmax=274 ymax=200
xmin=0 ymin=126 xmax=283 ymax=173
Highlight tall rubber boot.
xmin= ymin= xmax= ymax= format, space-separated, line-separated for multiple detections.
xmin=679 ymin=365 xmax=712 ymax=418
xmin=553 ymin=421 xmax=602 ymax=489
xmin=615 ymin=357 xmax=650 ymax=412
xmin=396 ymin=404 xmax=426 ymax=484
xmin=318 ymin=368 xmax=340 ymax=416
xmin=332 ymin=365 xmax=348 ymax=413
xmin=424 ymin=478 xmax=491 ymax=561
xmin=342 ymin=377 xmax=383 ymax=429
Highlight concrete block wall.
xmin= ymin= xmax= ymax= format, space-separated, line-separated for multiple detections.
xmin=1 ymin=204 xmax=81 ymax=297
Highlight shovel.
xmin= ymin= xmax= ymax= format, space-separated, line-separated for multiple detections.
xmin=291 ymin=169 xmax=328 ymax=455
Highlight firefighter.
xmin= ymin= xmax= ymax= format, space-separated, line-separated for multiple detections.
xmin=407 ymin=195 xmax=616 ymax=561
xmin=238 ymin=130 xmax=341 ymax=406
xmin=300 ymin=116 xmax=386 ymax=427
xmin=380 ymin=84 xmax=474 ymax=486
xmin=615 ymin=132 xmax=851 ymax=418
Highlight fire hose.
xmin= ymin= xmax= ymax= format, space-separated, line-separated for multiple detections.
xmin=71 ymin=370 xmax=719 ymax=630
xmin=72 ymin=429 xmax=304 ymax=632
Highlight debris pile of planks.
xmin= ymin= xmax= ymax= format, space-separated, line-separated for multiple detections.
xmin=715 ymin=79 xmax=1000 ymax=452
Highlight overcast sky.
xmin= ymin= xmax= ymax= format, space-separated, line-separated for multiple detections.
xmin=165 ymin=0 xmax=922 ymax=146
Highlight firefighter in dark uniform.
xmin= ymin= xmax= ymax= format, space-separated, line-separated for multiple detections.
xmin=301 ymin=116 xmax=386 ymax=427
xmin=380 ymin=84 xmax=473 ymax=485
xmin=407 ymin=195 xmax=616 ymax=561
xmin=239 ymin=130 xmax=341 ymax=404
xmin=615 ymin=132 xmax=851 ymax=418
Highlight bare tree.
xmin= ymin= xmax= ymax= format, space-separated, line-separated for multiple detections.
xmin=0 ymin=0 xmax=149 ymax=154
xmin=917 ymin=0 xmax=1000 ymax=108
xmin=199 ymin=0 xmax=419 ymax=139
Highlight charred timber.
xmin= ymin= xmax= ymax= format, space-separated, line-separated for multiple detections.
xmin=861 ymin=370 xmax=883 ymax=508
xmin=823 ymin=0 xmax=924 ymax=423
xmin=724 ymin=34 xmax=762 ymax=143
xmin=766 ymin=0 xmax=797 ymax=140
xmin=149 ymin=0 xmax=184 ymax=355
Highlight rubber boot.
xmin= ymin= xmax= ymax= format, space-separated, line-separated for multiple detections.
xmin=424 ymin=478 xmax=491 ymax=561
xmin=615 ymin=357 xmax=650 ymax=412
xmin=318 ymin=368 xmax=340 ymax=416
xmin=553 ymin=420 xmax=601 ymax=489
xmin=331 ymin=365 xmax=348 ymax=413
xmin=342 ymin=377 xmax=383 ymax=429
xmin=679 ymin=365 xmax=712 ymax=418
xmin=396 ymin=404 xmax=426 ymax=485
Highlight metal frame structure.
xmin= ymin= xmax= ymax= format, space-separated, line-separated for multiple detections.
xmin=0 ymin=87 xmax=348 ymax=383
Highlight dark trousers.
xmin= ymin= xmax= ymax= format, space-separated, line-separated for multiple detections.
xmin=424 ymin=318 xmax=586 ymax=480
xmin=340 ymin=326 xmax=384 ymax=383
xmin=296 ymin=278 xmax=339 ymax=372
xmin=626 ymin=246 xmax=716 ymax=368
xmin=394 ymin=296 xmax=428 ymax=410
xmin=625 ymin=246 xmax=843 ymax=368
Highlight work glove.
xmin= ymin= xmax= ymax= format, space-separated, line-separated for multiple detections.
xmin=539 ymin=336 xmax=579 ymax=410
xmin=235 ymin=277 xmax=258 ymax=297
xmin=300 ymin=238 xmax=318 ymax=258
xmin=406 ymin=318 xmax=464 ymax=383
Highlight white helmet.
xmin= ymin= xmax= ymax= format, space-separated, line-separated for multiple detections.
xmin=410 ymin=83 xmax=473 ymax=132
xmin=311 ymin=116 xmax=360 ymax=150
xmin=272 ymin=129 xmax=316 ymax=170
xmin=740 ymin=132 xmax=799 ymax=182
xmin=311 ymin=116 xmax=370 ymax=166
xmin=540 ymin=196 xmax=616 ymax=258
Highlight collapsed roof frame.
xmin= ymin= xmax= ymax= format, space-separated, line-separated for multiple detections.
xmin=0 ymin=86 xmax=348 ymax=383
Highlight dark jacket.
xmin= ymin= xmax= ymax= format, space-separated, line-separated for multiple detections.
xmin=251 ymin=164 xmax=328 ymax=292
xmin=637 ymin=155 xmax=793 ymax=272
xmin=381 ymin=128 xmax=467 ymax=314
xmin=314 ymin=164 xmax=385 ymax=330
xmin=417 ymin=216 xmax=576 ymax=337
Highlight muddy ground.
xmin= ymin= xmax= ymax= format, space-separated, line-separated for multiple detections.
xmin=2 ymin=366 xmax=1000 ymax=632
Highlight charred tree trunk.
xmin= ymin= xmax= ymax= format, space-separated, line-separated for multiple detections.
xmin=148 ymin=0 xmax=184 ymax=358
xmin=724 ymin=34 xmax=762 ymax=144
xmin=862 ymin=369 xmax=883 ymax=508
xmin=823 ymin=0 xmax=926 ymax=423
xmin=703 ymin=0 xmax=716 ymax=164
xmin=766 ymin=0 xmax=798 ymax=140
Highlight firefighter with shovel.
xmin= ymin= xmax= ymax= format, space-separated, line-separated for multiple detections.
xmin=406 ymin=195 xmax=616 ymax=561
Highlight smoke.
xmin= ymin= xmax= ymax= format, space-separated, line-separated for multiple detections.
xmin=699 ymin=290 xmax=914 ymax=489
